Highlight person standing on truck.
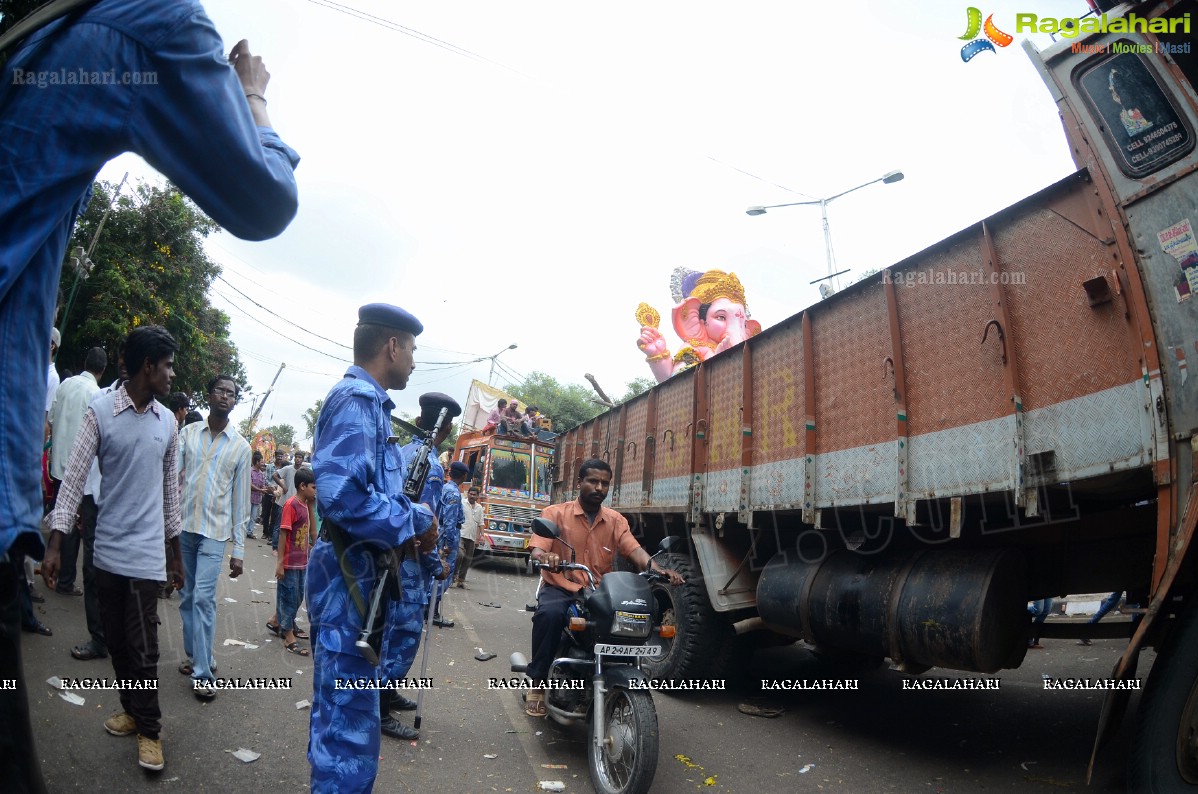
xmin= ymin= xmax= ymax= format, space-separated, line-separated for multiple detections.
xmin=524 ymin=458 xmax=685 ymax=717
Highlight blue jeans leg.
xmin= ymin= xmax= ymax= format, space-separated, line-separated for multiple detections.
xmin=278 ymin=568 xmax=305 ymax=632
xmin=178 ymin=532 xmax=226 ymax=681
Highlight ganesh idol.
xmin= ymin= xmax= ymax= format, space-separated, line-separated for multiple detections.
xmin=635 ymin=267 xmax=762 ymax=383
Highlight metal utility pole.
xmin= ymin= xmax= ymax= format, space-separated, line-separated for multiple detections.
xmin=244 ymin=362 xmax=285 ymax=439
xmin=60 ymin=172 xmax=129 ymax=346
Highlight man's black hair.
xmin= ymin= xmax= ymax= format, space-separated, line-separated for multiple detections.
xmin=123 ymin=325 xmax=177 ymax=375
xmin=294 ymin=467 xmax=316 ymax=488
xmin=497 ymin=398 xmax=507 ymax=408
xmin=577 ymin=458 xmax=612 ymax=481
xmin=169 ymin=392 xmax=190 ymax=412
xmin=184 ymin=410 xmax=203 ymax=425
xmin=253 ymin=450 xmax=263 ymax=463
xmin=353 ymin=324 xmax=407 ymax=361
xmin=206 ymin=374 xmax=239 ymax=397
xmin=83 ymin=347 xmax=107 ymax=374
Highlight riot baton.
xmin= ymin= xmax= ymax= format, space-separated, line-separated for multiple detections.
xmin=413 ymin=562 xmax=444 ymax=730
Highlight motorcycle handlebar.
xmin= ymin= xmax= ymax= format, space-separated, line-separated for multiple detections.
xmin=532 ymin=560 xmax=598 ymax=588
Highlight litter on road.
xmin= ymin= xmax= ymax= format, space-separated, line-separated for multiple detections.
xmin=296 ymin=700 xmax=311 ymax=710
xmin=231 ymin=748 xmax=260 ymax=763
xmin=737 ymin=701 xmax=784 ymax=718
xmin=537 ymin=782 xmax=565 ymax=792
xmin=475 ymin=648 xmax=497 ymax=661
xmin=483 ymin=754 xmax=498 ymax=759
xmin=58 ymin=691 xmax=85 ymax=706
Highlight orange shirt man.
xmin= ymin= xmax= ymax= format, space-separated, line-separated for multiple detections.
xmin=525 ymin=458 xmax=682 ymax=716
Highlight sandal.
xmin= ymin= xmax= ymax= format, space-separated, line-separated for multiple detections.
xmin=285 ymin=641 xmax=310 ymax=657
xmin=71 ymin=643 xmax=107 ymax=661
xmin=524 ymin=689 xmax=547 ymax=718
xmin=266 ymin=622 xmax=281 ymax=636
xmin=292 ymin=627 xmax=309 ymax=640
xmin=178 ymin=659 xmax=193 ymax=675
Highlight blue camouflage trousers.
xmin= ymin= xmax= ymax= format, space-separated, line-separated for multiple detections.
xmin=308 ymin=540 xmax=385 ymax=794
xmin=382 ymin=599 xmax=424 ymax=683
xmin=431 ymin=526 xmax=459 ymax=611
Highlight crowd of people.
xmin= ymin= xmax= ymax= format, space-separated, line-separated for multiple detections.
xmin=482 ymin=398 xmax=549 ymax=437
xmin=0 ymin=4 xmax=659 ymax=793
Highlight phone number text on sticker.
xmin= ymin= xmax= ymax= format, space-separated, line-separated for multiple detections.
xmin=595 ymin=644 xmax=662 ymax=657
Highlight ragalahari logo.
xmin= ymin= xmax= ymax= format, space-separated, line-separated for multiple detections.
xmin=959 ymin=7 xmax=1014 ymax=61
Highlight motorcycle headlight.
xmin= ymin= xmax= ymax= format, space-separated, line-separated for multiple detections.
xmin=611 ymin=610 xmax=651 ymax=638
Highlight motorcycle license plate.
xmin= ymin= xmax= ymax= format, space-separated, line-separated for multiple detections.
xmin=595 ymin=643 xmax=661 ymax=657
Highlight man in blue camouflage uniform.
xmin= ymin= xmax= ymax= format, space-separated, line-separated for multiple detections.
xmin=433 ymin=462 xmax=469 ymax=628
xmin=307 ymin=303 xmax=439 ymax=794
xmin=379 ymin=392 xmax=459 ymax=740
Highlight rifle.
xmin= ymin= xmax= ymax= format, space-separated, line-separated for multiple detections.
xmin=352 ymin=407 xmax=450 ymax=664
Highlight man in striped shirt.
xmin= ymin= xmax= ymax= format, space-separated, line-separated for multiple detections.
xmin=177 ymin=375 xmax=251 ymax=700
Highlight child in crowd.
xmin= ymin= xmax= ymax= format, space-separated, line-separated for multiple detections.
xmin=248 ymin=451 xmax=267 ymax=539
xmin=274 ymin=467 xmax=316 ymax=656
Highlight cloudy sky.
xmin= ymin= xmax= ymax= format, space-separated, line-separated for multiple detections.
xmin=96 ymin=0 xmax=1082 ymax=443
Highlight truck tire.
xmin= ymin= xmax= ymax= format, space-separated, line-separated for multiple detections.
xmin=642 ymin=553 xmax=736 ymax=681
xmin=1128 ymin=603 xmax=1198 ymax=790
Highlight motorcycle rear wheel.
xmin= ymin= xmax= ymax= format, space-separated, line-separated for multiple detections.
xmin=588 ymin=687 xmax=659 ymax=794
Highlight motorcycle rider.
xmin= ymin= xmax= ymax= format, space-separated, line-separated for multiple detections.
xmin=526 ymin=458 xmax=684 ymax=717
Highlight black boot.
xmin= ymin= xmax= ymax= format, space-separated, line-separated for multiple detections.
xmin=389 ymin=691 xmax=418 ymax=711
xmin=379 ymin=692 xmax=418 ymax=740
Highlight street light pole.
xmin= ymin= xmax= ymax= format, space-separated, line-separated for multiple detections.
xmin=487 ymin=343 xmax=517 ymax=386
xmin=746 ymin=170 xmax=904 ymax=294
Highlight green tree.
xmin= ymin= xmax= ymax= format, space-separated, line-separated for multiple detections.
xmin=508 ymin=371 xmax=605 ymax=433
xmin=303 ymin=398 xmax=324 ymax=442
xmin=388 ymin=413 xmax=460 ymax=450
xmin=239 ymin=420 xmax=295 ymax=449
xmin=55 ymin=180 xmax=245 ymax=402
xmin=619 ymin=377 xmax=656 ymax=403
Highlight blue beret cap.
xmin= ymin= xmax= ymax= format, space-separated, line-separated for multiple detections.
xmin=418 ymin=391 xmax=462 ymax=419
xmin=358 ymin=303 xmax=423 ymax=336
xmin=449 ymin=461 xmax=470 ymax=476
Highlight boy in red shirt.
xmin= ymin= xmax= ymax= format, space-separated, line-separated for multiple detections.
xmin=275 ymin=467 xmax=316 ymax=655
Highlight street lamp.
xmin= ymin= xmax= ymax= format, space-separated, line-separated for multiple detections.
xmin=487 ymin=343 xmax=518 ymax=386
xmin=746 ymin=170 xmax=904 ymax=294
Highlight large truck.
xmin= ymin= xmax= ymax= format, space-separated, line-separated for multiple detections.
xmin=551 ymin=3 xmax=1198 ymax=787
xmin=452 ymin=380 xmax=556 ymax=567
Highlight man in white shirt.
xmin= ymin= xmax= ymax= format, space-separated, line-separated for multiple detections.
xmin=454 ymin=486 xmax=485 ymax=588
xmin=47 ymin=347 xmax=107 ymax=596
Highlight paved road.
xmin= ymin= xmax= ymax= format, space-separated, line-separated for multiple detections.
xmin=21 ymin=542 xmax=1148 ymax=792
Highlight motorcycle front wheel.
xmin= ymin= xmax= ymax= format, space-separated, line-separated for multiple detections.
xmin=588 ymin=687 xmax=659 ymax=794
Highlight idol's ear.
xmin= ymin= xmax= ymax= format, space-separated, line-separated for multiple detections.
xmin=747 ymin=319 xmax=762 ymax=338
xmin=671 ymin=297 xmax=706 ymax=345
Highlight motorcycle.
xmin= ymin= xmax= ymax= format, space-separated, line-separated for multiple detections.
xmin=510 ymin=518 xmax=679 ymax=794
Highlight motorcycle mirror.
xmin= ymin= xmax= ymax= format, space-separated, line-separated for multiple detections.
xmin=656 ymin=535 xmax=682 ymax=555
xmin=531 ymin=517 xmax=561 ymax=539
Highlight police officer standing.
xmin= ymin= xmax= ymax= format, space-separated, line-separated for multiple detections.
xmin=307 ymin=304 xmax=438 ymax=793
xmin=378 ymin=392 xmax=459 ymax=740
xmin=434 ymin=461 xmax=469 ymax=626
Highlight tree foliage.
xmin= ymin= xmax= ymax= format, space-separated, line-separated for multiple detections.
xmin=238 ymin=420 xmax=296 ymax=449
xmin=388 ymin=413 xmax=460 ymax=450
xmin=302 ymin=399 xmax=324 ymax=443
xmin=55 ymin=181 xmax=245 ymax=402
xmin=619 ymin=377 xmax=656 ymax=403
xmin=507 ymin=371 xmax=606 ymax=433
